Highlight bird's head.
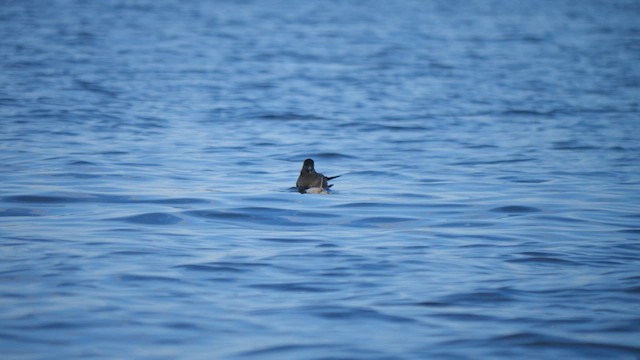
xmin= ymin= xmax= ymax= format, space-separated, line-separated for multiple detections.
xmin=302 ymin=158 xmax=315 ymax=173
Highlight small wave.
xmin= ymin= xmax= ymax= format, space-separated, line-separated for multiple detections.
xmin=5 ymin=236 xmax=61 ymax=244
xmin=3 ymin=193 xmax=209 ymax=205
xmin=161 ymin=322 xmax=202 ymax=330
xmin=184 ymin=209 xmax=254 ymax=221
xmin=499 ymin=176 xmax=548 ymax=183
xmin=465 ymin=144 xmax=499 ymax=149
xmin=253 ymin=112 xmax=327 ymax=121
xmin=432 ymin=312 xmax=498 ymax=322
xmin=174 ymin=263 xmax=247 ymax=273
xmin=0 ymin=208 xmax=44 ymax=217
xmin=238 ymin=343 xmax=337 ymax=357
xmin=491 ymin=205 xmax=541 ymax=213
xmin=432 ymin=221 xmax=494 ymax=228
xmin=107 ymin=250 xmax=154 ymax=256
xmin=451 ymin=158 xmax=535 ymax=166
xmin=74 ymin=79 xmax=119 ymax=98
xmin=623 ymin=286 xmax=640 ymax=294
xmin=51 ymin=172 xmax=102 ymax=179
xmin=493 ymin=331 xmax=640 ymax=356
xmin=15 ymin=321 xmax=88 ymax=331
xmin=248 ymin=282 xmax=336 ymax=293
xmin=308 ymin=305 xmax=416 ymax=323
xmin=500 ymin=109 xmax=562 ymax=117
xmin=109 ymin=212 xmax=184 ymax=225
xmin=316 ymin=243 xmax=339 ymax=248
xmin=119 ymin=274 xmax=183 ymax=283
xmin=419 ymin=178 xmax=447 ymax=184
xmin=330 ymin=202 xmax=387 ymax=208
xmin=286 ymin=152 xmax=355 ymax=161
xmin=355 ymin=170 xmax=397 ymax=177
xmin=3 ymin=195 xmax=79 ymax=203
xmin=348 ymin=216 xmax=415 ymax=226
xmin=314 ymin=152 xmax=355 ymax=159
xmin=618 ymin=228 xmax=640 ymax=234
xmin=260 ymin=237 xmax=318 ymax=243
xmin=98 ymin=150 xmax=128 ymax=155
xmin=437 ymin=290 xmax=515 ymax=305
xmin=184 ymin=207 xmax=337 ymax=226
xmin=365 ymin=123 xmax=431 ymax=132
xmin=145 ymin=198 xmax=209 ymax=205
xmin=552 ymin=141 xmax=598 ymax=151
xmin=0 ymin=97 xmax=19 ymax=106
xmin=66 ymin=160 xmax=98 ymax=166
xmin=507 ymin=257 xmax=578 ymax=265
xmin=533 ymin=215 xmax=589 ymax=224
xmin=415 ymin=301 xmax=450 ymax=307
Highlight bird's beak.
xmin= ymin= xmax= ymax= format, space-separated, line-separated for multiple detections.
xmin=307 ymin=166 xmax=313 ymax=173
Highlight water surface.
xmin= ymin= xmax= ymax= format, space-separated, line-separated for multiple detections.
xmin=1 ymin=0 xmax=640 ymax=359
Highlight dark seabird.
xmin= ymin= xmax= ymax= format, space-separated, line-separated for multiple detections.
xmin=296 ymin=158 xmax=340 ymax=194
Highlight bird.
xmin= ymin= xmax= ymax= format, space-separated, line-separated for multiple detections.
xmin=296 ymin=158 xmax=340 ymax=194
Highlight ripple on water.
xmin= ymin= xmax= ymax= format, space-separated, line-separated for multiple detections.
xmin=143 ymin=198 xmax=209 ymax=205
xmin=552 ymin=141 xmax=598 ymax=151
xmin=490 ymin=205 xmax=541 ymax=213
xmin=174 ymin=263 xmax=248 ymax=274
xmin=313 ymin=152 xmax=356 ymax=159
xmin=432 ymin=221 xmax=495 ymax=228
xmin=306 ymin=305 xmax=417 ymax=323
xmin=252 ymin=112 xmax=328 ymax=121
xmin=618 ymin=228 xmax=640 ymax=234
xmin=238 ymin=343 xmax=342 ymax=358
xmin=183 ymin=207 xmax=340 ymax=227
xmin=507 ymin=256 xmax=579 ymax=266
xmin=248 ymin=282 xmax=338 ymax=293
xmin=491 ymin=332 xmax=640 ymax=358
xmin=119 ymin=274 xmax=184 ymax=284
xmin=330 ymin=202 xmax=388 ymax=208
xmin=346 ymin=216 xmax=416 ymax=228
xmin=418 ymin=290 xmax=515 ymax=307
xmin=3 ymin=195 xmax=80 ymax=203
xmin=51 ymin=172 xmax=103 ymax=179
xmin=109 ymin=212 xmax=184 ymax=225
xmin=451 ymin=158 xmax=536 ymax=166
xmin=2 ymin=193 xmax=209 ymax=205
xmin=66 ymin=160 xmax=99 ymax=166
xmin=0 ymin=208 xmax=44 ymax=217
xmin=259 ymin=237 xmax=319 ymax=244
xmin=431 ymin=312 xmax=499 ymax=322
xmin=352 ymin=170 xmax=398 ymax=178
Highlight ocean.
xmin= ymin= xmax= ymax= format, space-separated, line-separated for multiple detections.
xmin=1 ymin=0 xmax=639 ymax=358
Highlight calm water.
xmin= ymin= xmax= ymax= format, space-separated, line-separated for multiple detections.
xmin=2 ymin=0 xmax=640 ymax=359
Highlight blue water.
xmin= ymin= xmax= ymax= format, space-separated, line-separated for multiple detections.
xmin=2 ymin=0 xmax=640 ymax=358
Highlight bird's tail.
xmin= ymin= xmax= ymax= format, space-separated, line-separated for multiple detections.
xmin=326 ymin=175 xmax=341 ymax=181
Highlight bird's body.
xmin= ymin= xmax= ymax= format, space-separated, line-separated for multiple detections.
xmin=296 ymin=159 xmax=339 ymax=193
